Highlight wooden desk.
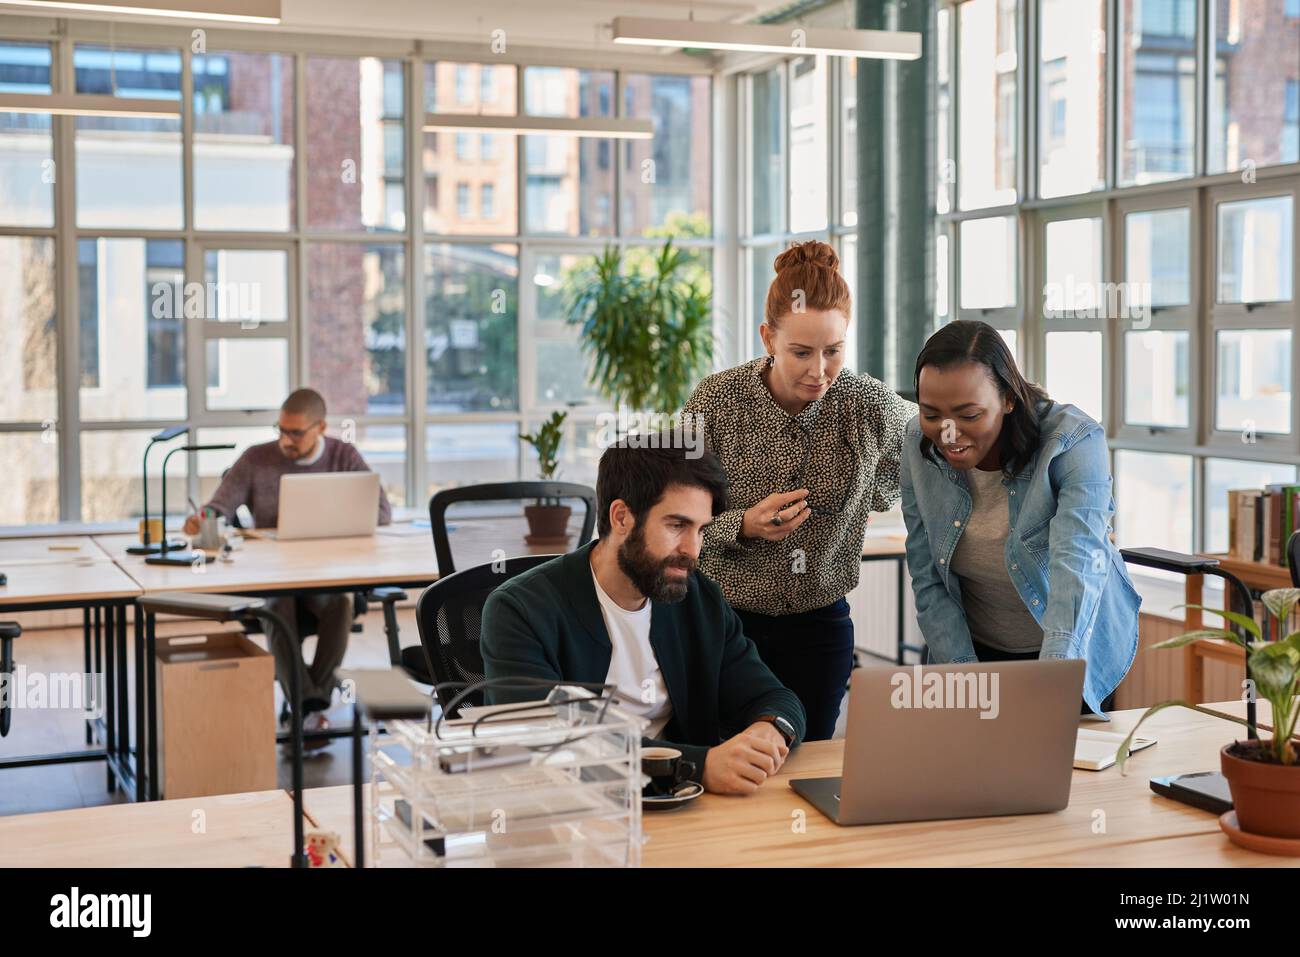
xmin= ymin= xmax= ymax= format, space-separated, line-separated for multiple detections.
xmin=0 ymin=789 xmax=296 ymax=867
xmin=637 ymin=700 xmax=1281 ymax=867
xmin=96 ymin=530 xmax=440 ymax=595
xmin=95 ymin=517 xmax=568 ymax=595
xmin=0 ymin=537 xmax=142 ymax=797
xmin=298 ymin=700 xmax=1291 ymax=868
xmin=0 ymin=535 xmax=117 ymax=567
xmin=0 ymin=548 xmax=140 ymax=609
xmin=96 ymin=518 xmax=568 ymax=803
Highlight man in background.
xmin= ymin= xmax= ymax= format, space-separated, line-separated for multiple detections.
xmin=185 ymin=388 xmax=392 ymax=735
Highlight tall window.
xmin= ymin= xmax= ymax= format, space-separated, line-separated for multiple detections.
xmin=0 ymin=24 xmax=714 ymax=526
xmin=1037 ymin=0 xmax=1104 ymax=198
xmin=959 ymin=0 xmax=1019 ymax=210
xmin=936 ymin=0 xmax=1300 ymax=571
xmin=1120 ymin=0 xmax=1196 ymax=184
xmin=1209 ymin=1 xmax=1300 ymax=172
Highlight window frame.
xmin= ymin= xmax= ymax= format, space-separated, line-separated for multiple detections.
xmin=1203 ymin=180 xmax=1299 ymax=453
xmin=0 ymin=17 xmax=718 ymax=526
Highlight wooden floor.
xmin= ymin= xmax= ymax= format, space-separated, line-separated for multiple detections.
xmin=0 ymin=606 xmax=412 ymax=817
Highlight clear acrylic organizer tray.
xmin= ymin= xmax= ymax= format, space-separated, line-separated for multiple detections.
xmin=365 ymin=699 xmax=645 ymax=867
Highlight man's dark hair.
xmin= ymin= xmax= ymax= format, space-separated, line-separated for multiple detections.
xmin=596 ymin=439 xmax=728 ymax=537
xmin=281 ymin=387 xmax=326 ymax=422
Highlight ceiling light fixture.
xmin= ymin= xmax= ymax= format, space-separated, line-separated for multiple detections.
xmin=611 ymin=15 xmax=921 ymax=60
xmin=422 ymin=113 xmax=653 ymax=140
xmin=0 ymin=91 xmax=180 ymax=118
xmin=0 ymin=0 xmax=280 ymax=25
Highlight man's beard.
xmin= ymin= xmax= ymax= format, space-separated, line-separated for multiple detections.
xmin=616 ymin=524 xmax=696 ymax=604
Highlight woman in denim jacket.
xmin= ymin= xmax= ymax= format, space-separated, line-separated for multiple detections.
xmin=900 ymin=320 xmax=1139 ymax=716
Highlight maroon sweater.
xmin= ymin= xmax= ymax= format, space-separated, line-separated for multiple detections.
xmin=205 ymin=437 xmax=392 ymax=530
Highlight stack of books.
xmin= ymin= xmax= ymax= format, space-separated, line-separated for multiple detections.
xmin=1227 ymin=484 xmax=1300 ymax=566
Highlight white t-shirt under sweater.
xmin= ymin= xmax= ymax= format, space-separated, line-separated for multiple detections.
xmin=591 ymin=567 xmax=673 ymax=738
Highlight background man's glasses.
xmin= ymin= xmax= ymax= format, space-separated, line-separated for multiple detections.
xmin=274 ymin=421 xmax=322 ymax=441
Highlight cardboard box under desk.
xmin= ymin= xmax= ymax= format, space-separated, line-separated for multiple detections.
xmin=156 ymin=631 xmax=276 ymax=800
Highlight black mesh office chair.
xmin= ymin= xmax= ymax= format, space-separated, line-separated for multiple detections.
xmin=0 ymin=621 xmax=18 ymax=737
xmin=428 ymin=481 xmax=597 ymax=575
xmin=414 ymin=554 xmax=559 ymax=715
xmin=378 ymin=482 xmax=595 ymax=687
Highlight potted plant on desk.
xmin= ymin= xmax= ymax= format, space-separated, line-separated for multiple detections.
xmin=519 ymin=410 xmax=571 ymax=544
xmin=1116 ymin=587 xmax=1300 ymax=853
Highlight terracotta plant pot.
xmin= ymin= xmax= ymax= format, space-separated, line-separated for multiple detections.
xmin=1220 ymin=740 xmax=1300 ymax=840
xmin=524 ymin=503 xmax=571 ymax=543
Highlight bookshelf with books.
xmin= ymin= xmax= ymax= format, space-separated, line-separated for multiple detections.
xmin=1179 ymin=541 xmax=1296 ymax=705
xmin=1226 ymin=484 xmax=1300 ymax=567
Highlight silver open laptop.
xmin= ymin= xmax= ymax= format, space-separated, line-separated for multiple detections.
xmin=791 ymin=659 xmax=1085 ymax=825
xmin=261 ymin=472 xmax=381 ymax=541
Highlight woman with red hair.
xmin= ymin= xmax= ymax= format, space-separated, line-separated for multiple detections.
xmin=682 ymin=241 xmax=916 ymax=739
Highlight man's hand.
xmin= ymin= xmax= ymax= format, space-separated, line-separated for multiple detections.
xmin=182 ymin=514 xmax=201 ymax=536
xmin=701 ymin=722 xmax=790 ymax=795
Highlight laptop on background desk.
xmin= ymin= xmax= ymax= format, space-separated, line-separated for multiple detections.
xmin=791 ymin=659 xmax=1085 ymax=825
xmin=257 ymin=472 xmax=381 ymax=541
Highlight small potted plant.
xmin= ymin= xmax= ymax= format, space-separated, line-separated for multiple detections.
xmin=1116 ymin=587 xmax=1300 ymax=850
xmin=519 ymin=410 xmax=570 ymax=543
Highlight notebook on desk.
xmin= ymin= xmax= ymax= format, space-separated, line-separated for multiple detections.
xmin=1074 ymin=727 xmax=1157 ymax=771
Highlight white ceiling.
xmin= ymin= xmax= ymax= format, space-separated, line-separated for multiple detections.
xmin=0 ymin=0 xmax=804 ymax=52
xmin=280 ymin=0 xmax=771 ymax=47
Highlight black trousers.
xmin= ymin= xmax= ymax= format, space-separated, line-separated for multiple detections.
xmin=924 ymin=637 xmax=1115 ymax=715
xmin=734 ymin=598 xmax=855 ymax=742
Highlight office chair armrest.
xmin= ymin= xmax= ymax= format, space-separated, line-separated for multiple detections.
xmin=369 ymin=587 xmax=408 ymax=603
xmin=138 ymin=591 xmax=267 ymax=621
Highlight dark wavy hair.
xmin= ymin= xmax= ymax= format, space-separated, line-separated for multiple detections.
xmin=913 ymin=320 xmax=1050 ymax=477
xmin=596 ymin=439 xmax=729 ymax=538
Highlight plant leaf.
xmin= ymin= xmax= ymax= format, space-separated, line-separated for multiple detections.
xmin=1248 ymin=643 xmax=1300 ymax=696
xmin=1115 ymin=701 xmax=1190 ymax=775
xmin=1177 ymin=604 xmax=1262 ymax=639
xmin=1153 ymin=629 xmax=1239 ymax=649
xmin=1262 ymin=588 xmax=1300 ymax=623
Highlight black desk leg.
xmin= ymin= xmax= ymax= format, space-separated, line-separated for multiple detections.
xmin=83 ymin=608 xmax=92 ymax=745
xmin=112 ymin=605 xmax=130 ymax=798
xmin=895 ymin=556 xmax=906 ymax=666
xmin=93 ymin=605 xmax=102 ymax=697
xmin=102 ymin=605 xmax=116 ymax=792
xmin=353 ymin=706 xmax=364 ymax=869
xmin=146 ymin=611 xmax=159 ymax=802
xmin=118 ymin=603 xmax=136 ymax=802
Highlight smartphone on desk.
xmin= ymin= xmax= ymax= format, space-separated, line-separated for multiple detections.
xmin=1150 ymin=771 xmax=1234 ymax=815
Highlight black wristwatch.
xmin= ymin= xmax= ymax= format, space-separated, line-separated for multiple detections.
xmin=756 ymin=714 xmax=796 ymax=747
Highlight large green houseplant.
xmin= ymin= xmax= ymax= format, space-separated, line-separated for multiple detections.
xmin=566 ymin=239 xmax=714 ymax=418
xmin=1116 ymin=587 xmax=1300 ymax=844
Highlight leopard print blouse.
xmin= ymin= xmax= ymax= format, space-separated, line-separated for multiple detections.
xmin=681 ymin=357 xmax=916 ymax=616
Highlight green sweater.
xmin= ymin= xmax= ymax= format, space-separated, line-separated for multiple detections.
xmin=480 ymin=543 xmax=807 ymax=779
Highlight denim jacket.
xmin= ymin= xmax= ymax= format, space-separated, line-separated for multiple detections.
xmin=899 ymin=401 xmax=1140 ymax=717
